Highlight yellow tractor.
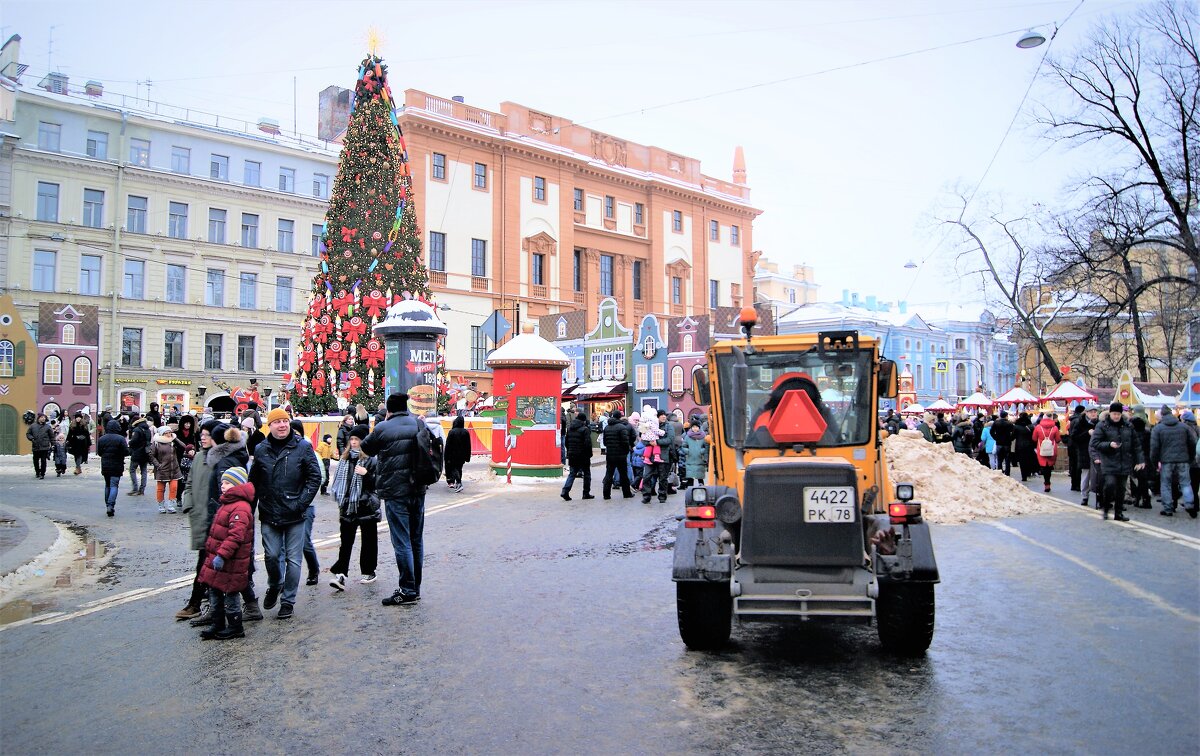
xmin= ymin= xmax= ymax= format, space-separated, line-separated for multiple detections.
xmin=674 ymin=311 xmax=938 ymax=654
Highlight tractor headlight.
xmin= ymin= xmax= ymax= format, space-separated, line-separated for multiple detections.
xmin=690 ymin=487 xmax=708 ymax=504
xmin=896 ymin=483 xmax=914 ymax=502
xmin=715 ymin=494 xmax=742 ymax=524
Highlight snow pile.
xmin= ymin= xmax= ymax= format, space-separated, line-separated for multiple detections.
xmin=884 ymin=433 xmax=1061 ymax=524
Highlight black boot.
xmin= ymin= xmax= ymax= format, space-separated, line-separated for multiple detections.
xmin=199 ymin=609 xmax=227 ymax=640
xmin=214 ymin=612 xmax=244 ymax=640
xmin=189 ymin=605 xmax=215 ymax=627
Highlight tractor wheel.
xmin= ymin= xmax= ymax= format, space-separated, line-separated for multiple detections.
xmin=876 ymin=582 xmax=935 ymax=656
xmin=676 ymin=581 xmax=732 ymax=650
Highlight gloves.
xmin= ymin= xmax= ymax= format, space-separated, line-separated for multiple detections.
xmin=211 ymin=555 xmax=225 ymax=571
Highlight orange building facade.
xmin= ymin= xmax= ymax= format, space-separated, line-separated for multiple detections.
xmin=321 ymin=88 xmax=762 ymax=392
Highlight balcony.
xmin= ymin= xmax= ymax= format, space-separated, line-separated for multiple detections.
xmin=531 ymin=284 xmax=547 ymax=299
xmin=471 ymin=276 xmax=490 ymax=292
xmin=429 ymin=270 xmax=447 ymax=286
xmin=573 ymin=292 xmax=585 ymax=305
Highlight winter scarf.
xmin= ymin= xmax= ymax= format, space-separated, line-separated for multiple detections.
xmin=331 ymin=449 xmax=365 ymax=517
xmin=687 ymin=427 xmax=705 ymax=440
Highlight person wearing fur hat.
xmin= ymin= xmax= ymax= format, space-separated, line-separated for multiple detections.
xmin=328 ymin=425 xmax=380 ymax=589
xmin=148 ymin=427 xmax=184 ymax=513
xmin=198 ymin=466 xmax=255 ymax=640
xmin=1089 ymin=401 xmax=1145 ymax=521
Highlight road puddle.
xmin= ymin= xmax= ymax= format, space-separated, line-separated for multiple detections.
xmin=0 ymin=524 xmax=116 ymax=626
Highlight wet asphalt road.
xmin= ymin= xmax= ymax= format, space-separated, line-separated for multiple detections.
xmin=0 ymin=459 xmax=1197 ymax=755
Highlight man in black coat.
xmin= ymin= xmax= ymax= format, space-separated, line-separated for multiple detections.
xmin=990 ymin=410 xmax=1015 ymax=476
xmin=1089 ymin=402 xmax=1145 ymax=521
xmin=1066 ymin=405 xmax=1085 ymax=490
xmin=601 ymin=410 xmax=635 ymax=500
xmin=561 ymin=412 xmax=595 ymax=501
xmin=96 ymin=420 xmax=129 ymax=516
xmin=250 ymin=408 xmax=321 ymax=619
xmin=361 ymin=392 xmax=429 ymax=606
xmin=1150 ymin=407 xmax=1198 ymax=517
xmin=1073 ymin=405 xmax=1099 ymax=506
xmin=126 ymin=415 xmax=153 ymax=495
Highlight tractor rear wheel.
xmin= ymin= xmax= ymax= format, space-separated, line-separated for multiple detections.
xmin=676 ymin=581 xmax=732 ymax=650
xmin=876 ymin=582 xmax=935 ymax=656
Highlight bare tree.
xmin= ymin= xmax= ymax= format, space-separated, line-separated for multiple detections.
xmin=1039 ymin=0 xmax=1199 ymax=270
xmin=942 ymin=195 xmax=1073 ymax=384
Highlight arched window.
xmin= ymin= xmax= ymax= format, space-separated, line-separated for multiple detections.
xmin=682 ymin=334 xmax=693 ymax=352
xmin=556 ymin=320 xmax=566 ymax=338
xmin=0 ymin=340 xmax=13 ymax=377
xmin=61 ymin=324 xmax=76 ymax=344
xmin=671 ymin=365 xmax=684 ymax=393
xmin=955 ymin=363 xmax=967 ymax=397
xmin=73 ymin=356 xmax=92 ymax=385
xmin=43 ymin=355 xmax=62 ymax=384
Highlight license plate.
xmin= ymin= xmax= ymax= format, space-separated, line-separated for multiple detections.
xmin=802 ymin=487 xmax=856 ymax=523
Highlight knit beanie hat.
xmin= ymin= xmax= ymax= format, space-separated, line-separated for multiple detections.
xmin=266 ymin=407 xmax=290 ymax=425
xmin=221 ymin=466 xmax=249 ymax=487
xmin=1109 ymin=402 xmax=1124 ymax=413
xmin=349 ymin=424 xmax=370 ymax=441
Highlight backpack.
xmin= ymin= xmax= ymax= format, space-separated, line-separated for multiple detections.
xmin=413 ymin=424 xmax=443 ymax=486
xmin=1038 ymin=435 xmax=1055 ymax=457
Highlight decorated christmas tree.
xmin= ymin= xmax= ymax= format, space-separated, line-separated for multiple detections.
xmin=292 ymin=51 xmax=431 ymax=415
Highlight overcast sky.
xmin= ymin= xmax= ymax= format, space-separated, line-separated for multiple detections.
xmin=4 ymin=0 xmax=1140 ymax=307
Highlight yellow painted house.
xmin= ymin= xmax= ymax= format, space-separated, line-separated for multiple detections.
xmin=0 ymin=294 xmax=37 ymax=454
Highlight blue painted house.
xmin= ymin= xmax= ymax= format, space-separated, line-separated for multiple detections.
xmin=631 ymin=314 xmax=669 ymax=414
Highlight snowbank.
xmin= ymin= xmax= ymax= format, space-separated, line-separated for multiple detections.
xmin=884 ymin=433 xmax=1060 ymax=525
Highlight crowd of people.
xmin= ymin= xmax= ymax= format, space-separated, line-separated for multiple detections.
xmin=881 ymin=401 xmax=1199 ymax=521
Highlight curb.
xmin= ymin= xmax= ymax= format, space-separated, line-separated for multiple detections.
xmin=0 ymin=502 xmax=66 ymax=581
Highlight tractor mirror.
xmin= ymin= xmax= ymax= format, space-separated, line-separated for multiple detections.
xmin=692 ymin=369 xmax=711 ymax=406
xmin=878 ymin=359 xmax=898 ymax=398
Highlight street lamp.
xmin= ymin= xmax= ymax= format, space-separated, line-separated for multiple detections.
xmin=196 ymin=384 xmax=206 ymax=399
xmin=263 ymin=387 xmax=273 ymax=410
xmin=1016 ymin=29 xmax=1046 ymax=49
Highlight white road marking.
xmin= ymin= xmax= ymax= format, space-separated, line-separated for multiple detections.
xmin=1038 ymin=494 xmax=1200 ymax=550
xmin=0 ymin=491 xmax=497 ymax=631
xmin=985 ymin=521 xmax=1200 ymax=624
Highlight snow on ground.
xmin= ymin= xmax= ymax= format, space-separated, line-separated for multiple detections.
xmin=884 ymin=432 xmax=1061 ymax=525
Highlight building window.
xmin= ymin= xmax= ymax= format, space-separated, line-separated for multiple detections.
xmin=36 ymin=182 xmax=59 ymax=222
xmin=590 ymin=352 xmax=602 ymax=380
xmin=672 ymin=210 xmax=683 ymax=232
xmin=166 ymin=264 xmax=186 ymax=303
xmin=274 ymin=276 xmax=294 ymax=313
xmin=672 ymin=276 xmax=682 ymax=304
xmin=556 ymin=320 xmax=567 ymax=339
xmin=429 ymin=231 xmax=446 ymax=271
xmin=210 ymin=155 xmax=230 ymax=181
xmin=273 ymin=338 xmax=291 ymax=372
xmin=126 ymin=195 xmax=148 ymax=233
xmin=682 ymin=334 xmax=693 ymax=352
xmin=171 ymin=146 xmax=191 ymax=174
xmin=278 ymin=167 xmax=295 ymax=193
xmin=600 ymin=254 xmax=613 ymax=296
xmin=709 ymin=279 xmax=719 ymax=308
xmin=238 ymin=336 xmax=255 ymax=372
xmin=635 ymin=364 xmax=648 ymax=391
xmin=311 ymin=224 xmax=323 ymax=256
xmin=313 ymin=173 xmax=329 ymax=198
xmin=32 ymin=250 xmax=56 ymax=292
xmin=632 ymin=260 xmax=643 ymax=300
xmin=208 ymin=208 xmax=227 ymax=244
xmin=601 ymin=352 xmax=614 ymax=380
xmin=123 ymin=260 xmax=145 ymax=299
xmin=163 ymin=330 xmax=184 ymax=369
xmin=652 ymin=362 xmax=665 ymax=390
xmin=474 ymin=162 xmax=487 ymax=189
xmin=916 ymin=364 xmax=923 ymax=390
xmin=731 ymin=225 xmax=740 ymax=245
xmin=471 ymin=239 xmax=487 ymax=277
xmin=80 ymin=255 xmax=101 ymax=295
xmin=121 ymin=328 xmax=143 ymax=367
xmin=709 ymin=220 xmax=719 ymax=241
xmin=83 ymin=188 xmax=105 ymax=228
xmin=534 ymin=176 xmax=546 ymax=201
xmin=0 ymin=341 xmax=12 ymax=377
xmin=73 ymin=356 xmax=91 ymax=385
xmin=244 ymin=160 xmax=261 ymax=187
xmin=1097 ymin=324 xmax=1111 ymax=352
xmin=788 ymin=289 xmax=796 ymax=304
xmin=671 ymin=365 xmax=684 ymax=393
xmin=129 ymin=138 xmax=150 ymax=167
xmin=431 ymin=153 xmax=446 ymax=181
xmin=604 ymin=196 xmax=615 ymax=219
xmin=955 ymin=364 xmax=967 ymax=396
xmin=278 ymin=219 xmax=295 ymax=252
xmin=573 ymin=188 xmax=583 ymax=212
xmin=573 ymin=248 xmax=582 ymax=292
xmin=532 ymin=253 xmax=545 ymax=286
xmin=239 ymin=273 xmax=257 ymax=309
xmin=43 ymin=356 xmax=62 ymax=385
xmin=470 ymin=326 xmax=487 ymax=371
xmin=635 ymin=203 xmax=644 ymax=225
xmin=168 ymin=202 xmax=188 ymax=239
xmin=241 ymin=213 xmax=259 ymax=248
xmin=954 ymin=338 xmax=966 ymax=350
xmin=204 ymin=333 xmax=223 ymax=370
xmin=86 ymin=130 xmax=108 ymax=159
xmin=37 ymin=122 xmax=61 ymax=152
xmin=206 ymin=269 xmax=224 ymax=306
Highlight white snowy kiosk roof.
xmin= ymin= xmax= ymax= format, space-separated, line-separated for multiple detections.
xmin=485 ymin=332 xmax=571 ymax=369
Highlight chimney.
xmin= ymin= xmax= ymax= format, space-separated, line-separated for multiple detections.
xmin=841 ymin=289 xmax=850 ymax=306
xmin=451 ymin=95 xmax=465 ymax=103
xmin=866 ymin=295 xmax=877 ymax=311
xmin=318 ymin=85 xmax=353 ymax=142
xmin=732 ymin=145 xmax=747 ymax=185
xmin=38 ymin=72 xmax=68 ymax=94
xmin=84 ymin=80 xmax=104 ymax=97
xmin=851 ymin=292 xmax=861 ymax=307
xmin=898 ymin=301 xmax=908 ymax=314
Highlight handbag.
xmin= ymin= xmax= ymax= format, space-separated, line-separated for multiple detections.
xmin=1038 ymin=437 xmax=1055 ymax=457
xmin=667 ymin=471 xmax=680 ymax=488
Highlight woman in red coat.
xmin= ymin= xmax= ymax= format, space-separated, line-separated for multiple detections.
xmin=1032 ymin=414 xmax=1063 ymax=493
xmin=198 ymin=467 xmax=255 ymax=641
